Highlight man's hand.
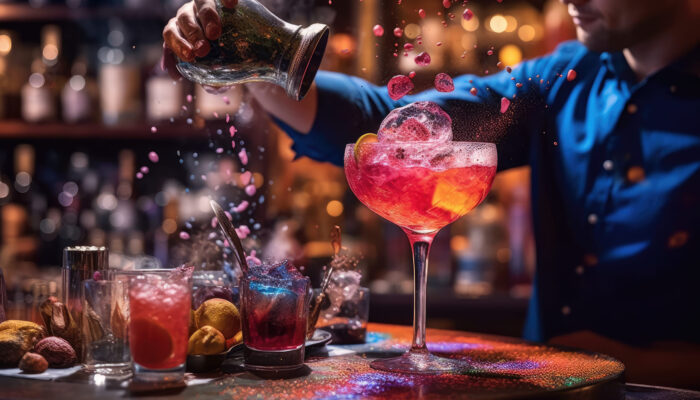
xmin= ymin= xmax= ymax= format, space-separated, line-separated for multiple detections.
xmin=162 ymin=0 xmax=237 ymax=80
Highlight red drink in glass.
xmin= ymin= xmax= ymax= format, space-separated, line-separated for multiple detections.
xmin=344 ymin=134 xmax=497 ymax=374
xmin=128 ymin=269 xmax=192 ymax=380
xmin=240 ymin=261 xmax=310 ymax=371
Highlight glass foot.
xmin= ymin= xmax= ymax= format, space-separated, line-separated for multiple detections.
xmin=370 ymin=349 xmax=474 ymax=375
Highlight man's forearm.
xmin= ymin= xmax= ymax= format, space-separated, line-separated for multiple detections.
xmin=246 ymin=82 xmax=318 ymax=134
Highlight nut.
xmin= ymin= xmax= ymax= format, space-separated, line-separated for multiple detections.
xmin=35 ymin=336 xmax=77 ymax=368
xmin=19 ymin=352 xmax=48 ymax=374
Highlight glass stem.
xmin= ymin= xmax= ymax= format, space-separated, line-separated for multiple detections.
xmin=405 ymin=231 xmax=436 ymax=352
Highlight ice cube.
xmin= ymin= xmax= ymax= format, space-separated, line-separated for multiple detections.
xmin=378 ymin=101 xmax=452 ymax=143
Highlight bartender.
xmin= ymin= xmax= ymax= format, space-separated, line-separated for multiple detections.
xmin=163 ymin=0 xmax=700 ymax=389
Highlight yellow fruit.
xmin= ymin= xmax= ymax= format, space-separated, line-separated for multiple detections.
xmin=188 ymin=326 xmax=226 ymax=355
xmin=225 ymin=330 xmax=243 ymax=349
xmin=353 ymin=133 xmax=378 ymax=161
xmin=194 ymin=298 xmax=240 ymax=339
xmin=188 ymin=310 xmax=197 ymax=337
xmin=0 ymin=320 xmax=46 ymax=367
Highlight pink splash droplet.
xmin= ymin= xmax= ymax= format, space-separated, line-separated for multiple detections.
xmin=224 ymin=211 xmax=232 ymax=221
xmin=235 ymin=226 xmax=250 ymax=239
xmin=226 ymin=113 xmax=230 ymax=123
xmin=403 ymin=43 xmax=414 ymax=51
xmin=216 ymin=147 xmax=224 ymax=154
xmin=442 ymin=0 xmax=451 ymax=8
xmin=393 ymin=27 xmax=403 ymax=37
xmin=462 ymin=8 xmax=473 ymax=21
xmin=179 ymin=231 xmax=190 ymax=240
xmin=140 ymin=166 xmax=149 ymax=174
xmin=567 ymin=69 xmax=577 ymax=81
xmin=186 ymin=94 xmax=193 ymax=103
xmin=414 ymin=52 xmax=431 ymax=66
xmin=500 ymin=97 xmax=511 ymax=113
xmin=470 ymin=87 xmax=478 ymax=96
xmin=408 ymin=71 xmax=416 ymax=79
xmin=231 ymin=141 xmax=236 ymax=149
xmin=136 ymin=172 xmax=143 ymax=179
xmin=150 ymin=126 xmax=157 ymax=133
xmin=434 ymin=73 xmax=455 ymax=92
xmin=487 ymin=50 xmax=493 ymax=56
xmin=229 ymin=126 xmax=237 ymax=137
xmin=211 ymin=217 xmax=218 ymax=228
xmin=373 ymin=24 xmax=384 ymax=37
xmin=238 ymin=149 xmax=249 ymax=165
xmin=506 ymin=66 xmax=512 ymax=73
xmin=148 ymin=151 xmax=159 ymax=163
xmin=234 ymin=200 xmax=249 ymax=213
xmin=245 ymin=184 xmax=256 ymax=196
xmin=213 ymin=111 xmax=219 ymax=118
xmin=418 ymin=8 xmax=426 ymax=18
xmin=387 ymin=75 xmax=414 ymax=101
xmin=222 ymin=96 xmax=230 ymax=105
xmin=240 ymin=171 xmax=252 ymax=186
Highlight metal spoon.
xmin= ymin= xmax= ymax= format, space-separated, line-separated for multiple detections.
xmin=306 ymin=225 xmax=342 ymax=338
xmin=210 ymin=200 xmax=249 ymax=273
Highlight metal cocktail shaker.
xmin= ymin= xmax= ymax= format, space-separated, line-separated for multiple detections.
xmin=62 ymin=246 xmax=108 ymax=319
xmin=176 ymin=0 xmax=329 ymax=101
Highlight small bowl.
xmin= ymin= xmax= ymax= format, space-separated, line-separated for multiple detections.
xmin=186 ymin=343 xmax=244 ymax=373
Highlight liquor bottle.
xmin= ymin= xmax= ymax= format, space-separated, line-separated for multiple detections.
xmin=176 ymin=0 xmax=329 ymax=101
xmin=145 ymin=66 xmax=183 ymax=122
xmin=21 ymin=54 xmax=56 ymax=123
xmin=62 ymin=56 xmax=95 ymax=123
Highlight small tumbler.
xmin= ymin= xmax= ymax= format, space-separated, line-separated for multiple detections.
xmin=81 ymin=279 xmax=131 ymax=377
xmin=315 ymin=286 xmax=369 ymax=344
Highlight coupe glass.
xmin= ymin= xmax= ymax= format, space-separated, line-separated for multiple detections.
xmin=344 ymin=141 xmax=497 ymax=373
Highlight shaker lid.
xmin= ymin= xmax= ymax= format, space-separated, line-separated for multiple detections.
xmin=63 ymin=246 xmax=109 ymax=270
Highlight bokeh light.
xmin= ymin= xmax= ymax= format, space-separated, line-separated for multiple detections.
xmin=326 ymin=200 xmax=344 ymax=217
xmin=460 ymin=16 xmax=479 ymax=32
xmin=499 ymin=44 xmax=522 ymax=66
xmin=518 ymin=25 xmax=536 ymax=42
xmin=489 ymin=15 xmax=508 ymax=33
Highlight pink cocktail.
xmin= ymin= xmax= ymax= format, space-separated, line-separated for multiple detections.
xmin=344 ymin=101 xmax=497 ymax=374
xmin=128 ymin=268 xmax=192 ymax=381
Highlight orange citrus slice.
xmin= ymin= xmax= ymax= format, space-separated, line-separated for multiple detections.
xmin=130 ymin=317 xmax=174 ymax=369
xmin=353 ymin=133 xmax=378 ymax=161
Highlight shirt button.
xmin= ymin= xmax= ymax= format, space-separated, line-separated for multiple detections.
xmin=587 ymin=213 xmax=598 ymax=224
xmin=602 ymin=160 xmax=614 ymax=171
xmin=575 ymin=265 xmax=584 ymax=275
xmin=562 ymin=305 xmax=571 ymax=316
xmin=627 ymin=103 xmax=638 ymax=114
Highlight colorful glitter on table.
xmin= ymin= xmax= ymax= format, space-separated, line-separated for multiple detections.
xmin=196 ymin=323 xmax=625 ymax=399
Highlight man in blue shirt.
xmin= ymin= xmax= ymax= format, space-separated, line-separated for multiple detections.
xmin=164 ymin=0 xmax=699 ymax=388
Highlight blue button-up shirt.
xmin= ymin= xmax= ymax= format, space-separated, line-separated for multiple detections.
xmin=275 ymin=41 xmax=700 ymax=344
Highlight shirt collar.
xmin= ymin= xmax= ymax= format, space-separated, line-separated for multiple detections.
xmin=600 ymin=43 xmax=700 ymax=84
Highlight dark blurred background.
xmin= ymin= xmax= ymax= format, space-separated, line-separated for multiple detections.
xmin=0 ymin=0 xmax=576 ymax=337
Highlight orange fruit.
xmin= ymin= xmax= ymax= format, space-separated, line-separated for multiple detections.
xmin=188 ymin=326 xmax=226 ymax=355
xmin=225 ymin=330 xmax=243 ymax=349
xmin=129 ymin=318 xmax=173 ymax=368
xmin=353 ymin=133 xmax=378 ymax=162
xmin=194 ymin=298 xmax=240 ymax=339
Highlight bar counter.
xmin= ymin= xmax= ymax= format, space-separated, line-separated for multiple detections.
xmin=1 ymin=323 xmax=698 ymax=399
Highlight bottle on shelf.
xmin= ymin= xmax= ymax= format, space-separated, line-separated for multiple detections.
xmin=61 ymin=55 xmax=96 ymax=123
xmin=21 ymin=54 xmax=56 ymax=123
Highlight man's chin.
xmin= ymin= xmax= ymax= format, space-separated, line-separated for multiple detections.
xmin=576 ymin=28 xmax=616 ymax=53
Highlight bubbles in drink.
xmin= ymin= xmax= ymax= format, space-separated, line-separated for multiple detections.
xmin=462 ymin=9 xmax=473 ymax=21
xmin=387 ymin=75 xmax=414 ymax=101
xmin=434 ymin=73 xmax=454 ymax=92
xmin=414 ymin=52 xmax=431 ymax=66
xmin=500 ymin=97 xmax=511 ymax=113
xmin=378 ymin=101 xmax=453 ymax=143
xmin=372 ymin=25 xmax=384 ymax=37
